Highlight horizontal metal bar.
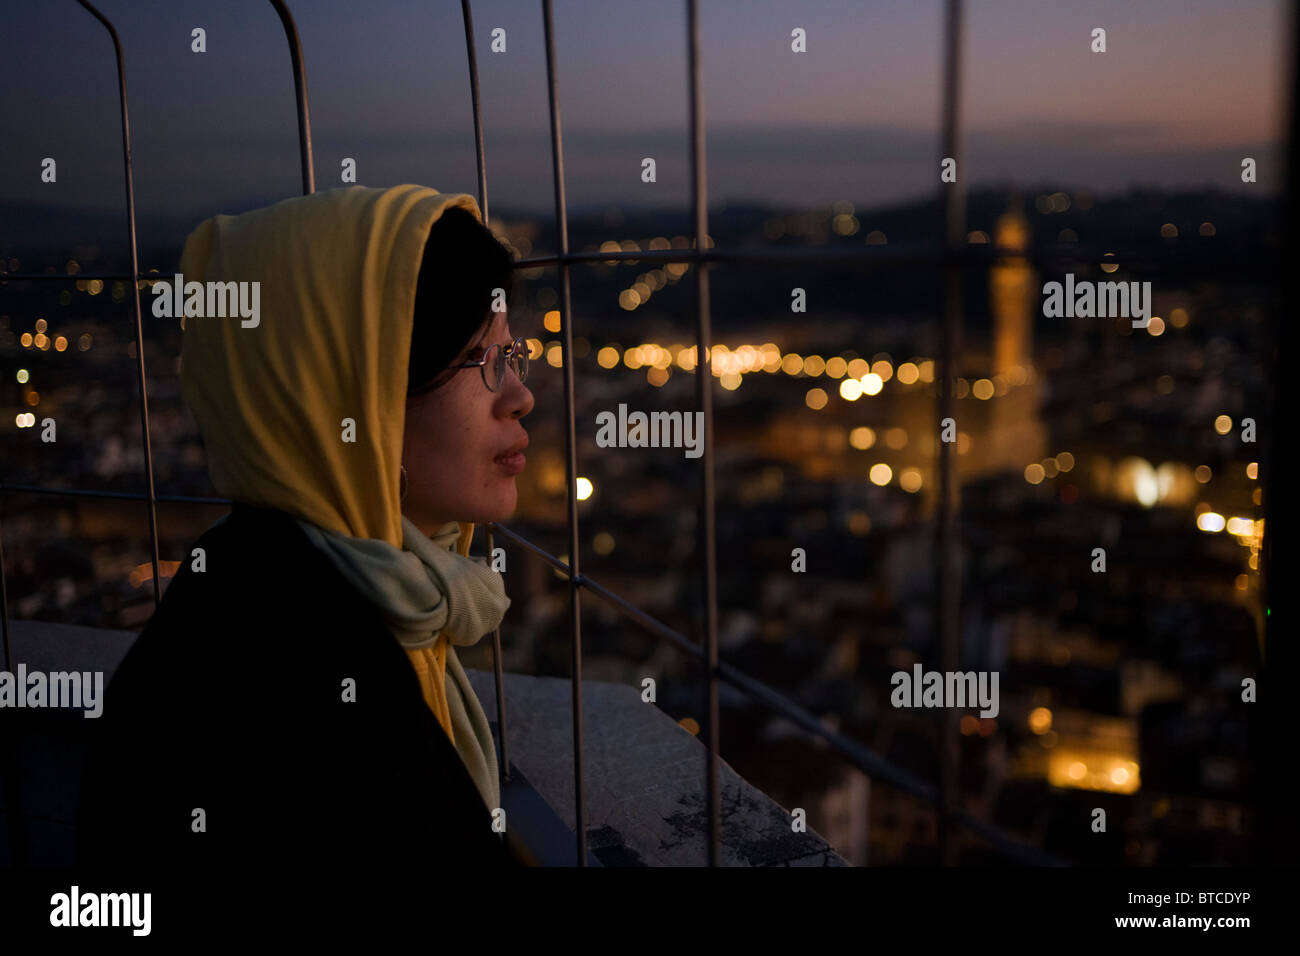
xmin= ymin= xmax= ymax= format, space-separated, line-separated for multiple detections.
xmin=0 ymin=484 xmax=229 ymax=506
xmin=1 ymin=273 xmax=148 ymax=282
xmin=516 ymin=241 xmax=1251 ymax=269
xmin=487 ymin=520 xmax=699 ymax=659
xmin=0 ymin=239 xmax=1260 ymax=284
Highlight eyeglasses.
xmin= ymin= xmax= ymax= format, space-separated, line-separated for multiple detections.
xmin=451 ymin=336 xmax=529 ymax=392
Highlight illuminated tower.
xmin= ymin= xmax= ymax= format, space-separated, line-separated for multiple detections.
xmin=991 ymin=203 xmax=1032 ymax=376
xmin=981 ymin=197 xmax=1047 ymax=475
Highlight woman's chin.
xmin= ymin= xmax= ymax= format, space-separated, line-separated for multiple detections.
xmin=474 ymin=487 xmax=518 ymax=525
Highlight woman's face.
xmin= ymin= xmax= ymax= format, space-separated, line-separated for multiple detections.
xmin=401 ymin=309 xmax=534 ymax=533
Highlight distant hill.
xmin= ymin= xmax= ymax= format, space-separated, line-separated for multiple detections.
xmin=1 ymin=185 xmax=1278 ymax=275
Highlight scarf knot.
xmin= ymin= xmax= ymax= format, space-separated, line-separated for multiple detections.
xmin=295 ymin=516 xmax=510 ymax=650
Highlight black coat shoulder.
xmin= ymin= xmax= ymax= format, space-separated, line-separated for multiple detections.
xmin=76 ymin=503 xmax=518 ymax=874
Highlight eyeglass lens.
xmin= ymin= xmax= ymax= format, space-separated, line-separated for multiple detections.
xmin=488 ymin=340 xmax=528 ymax=390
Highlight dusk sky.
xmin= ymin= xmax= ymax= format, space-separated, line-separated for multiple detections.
xmin=1 ymin=0 xmax=1289 ymax=233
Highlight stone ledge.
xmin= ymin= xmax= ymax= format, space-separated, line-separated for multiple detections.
xmin=469 ymin=670 xmax=848 ymax=866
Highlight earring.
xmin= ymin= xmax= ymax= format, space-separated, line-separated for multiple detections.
xmin=399 ymin=464 xmax=409 ymax=503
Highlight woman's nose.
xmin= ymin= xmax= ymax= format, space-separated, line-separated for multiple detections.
xmin=502 ymin=372 xmax=534 ymax=418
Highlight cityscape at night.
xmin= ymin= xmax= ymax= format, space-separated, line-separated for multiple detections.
xmin=0 ymin=0 xmax=1292 ymax=938
xmin=3 ymin=182 xmax=1273 ymax=867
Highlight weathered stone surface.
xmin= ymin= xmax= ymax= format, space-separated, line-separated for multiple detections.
xmin=467 ymin=669 xmax=849 ymax=866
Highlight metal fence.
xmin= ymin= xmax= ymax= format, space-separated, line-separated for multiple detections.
xmin=6 ymin=0 xmax=1288 ymax=868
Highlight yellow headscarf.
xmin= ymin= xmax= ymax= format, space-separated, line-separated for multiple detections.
xmin=177 ymin=184 xmax=507 ymax=810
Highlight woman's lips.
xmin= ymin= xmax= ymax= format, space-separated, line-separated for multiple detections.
xmin=494 ymin=451 xmax=526 ymax=475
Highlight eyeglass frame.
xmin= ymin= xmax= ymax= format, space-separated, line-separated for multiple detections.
xmin=449 ymin=336 xmax=529 ymax=392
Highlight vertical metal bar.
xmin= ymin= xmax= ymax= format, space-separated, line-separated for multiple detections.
xmin=541 ymin=0 xmax=587 ymax=867
xmin=687 ymin=0 xmax=721 ymax=867
xmin=1257 ymin=0 xmax=1299 ymax=866
xmin=936 ymin=0 xmax=966 ymax=867
xmin=460 ymin=0 xmax=510 ymax=786
xmin=75 ymin=0 xmax=162 ymax=611
xmin=461 ymin=0 xmax=490 ymax=224
xmin=269 ymin=0 xmax=315 ymax=195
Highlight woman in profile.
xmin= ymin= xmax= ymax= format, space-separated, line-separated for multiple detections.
xmin=77 ymin=185 xmax=534 ymax=872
